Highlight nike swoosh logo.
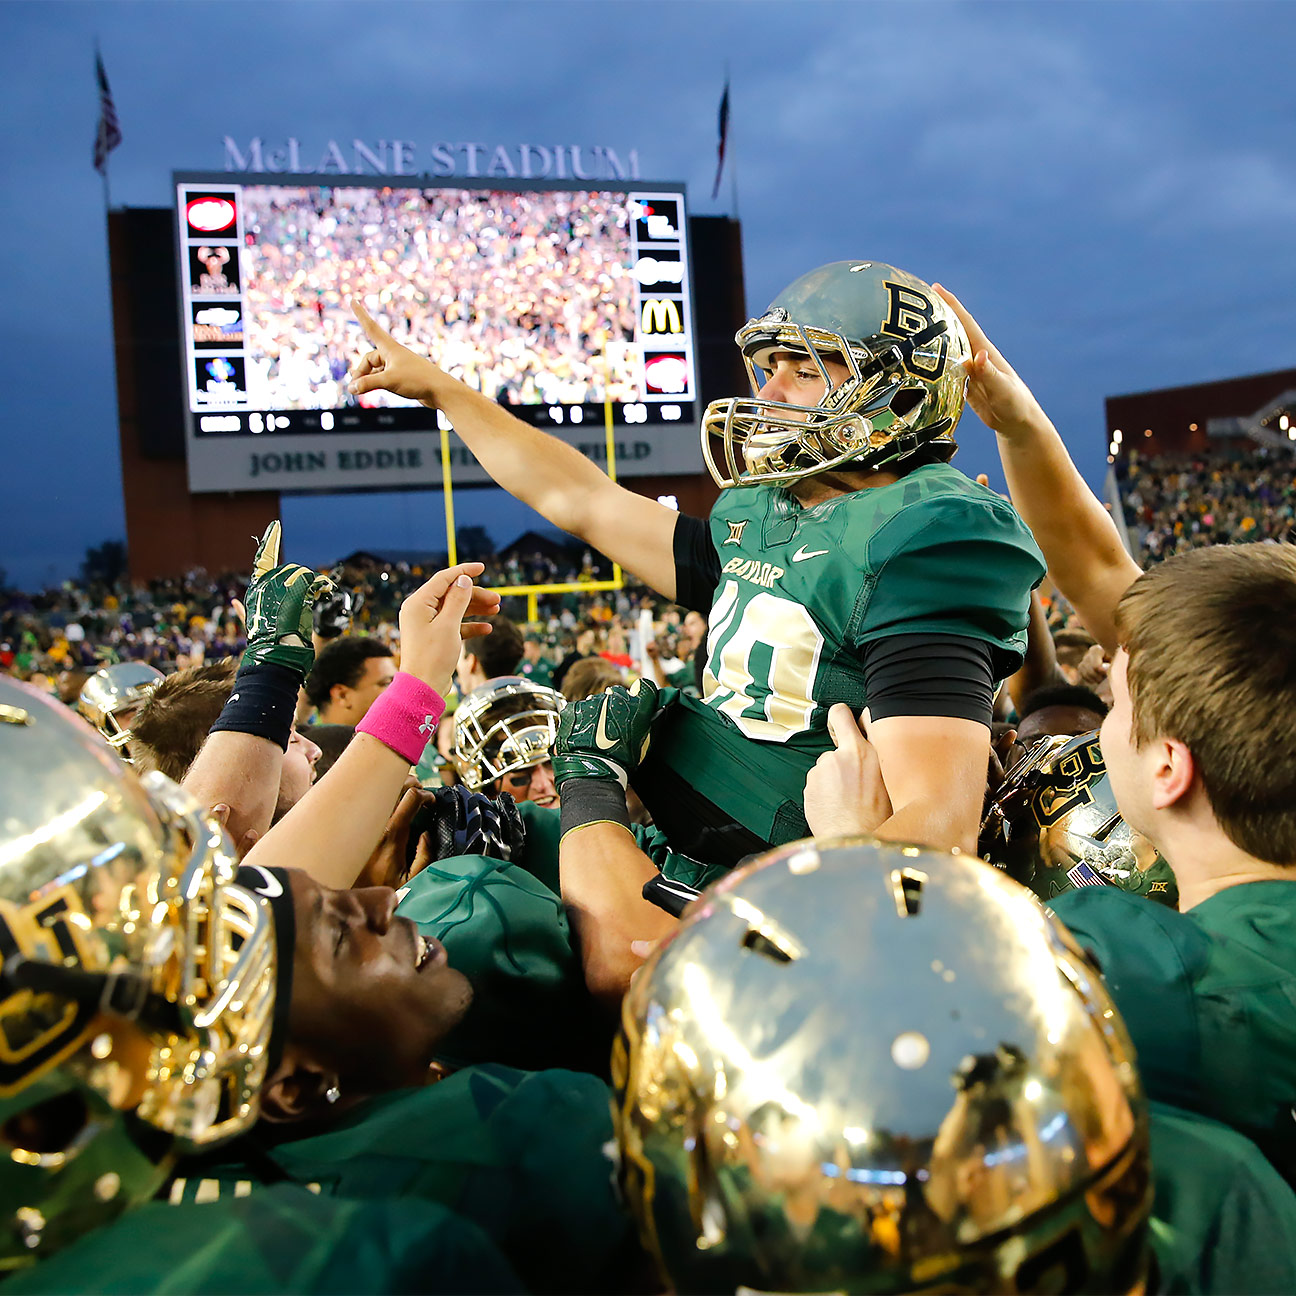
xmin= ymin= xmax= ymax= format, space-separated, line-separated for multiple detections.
xmin=239 ymin=864 xmax=284 ymax=899
xmin=791 ymin=546 xmax=829 ymax=562
xmin=595 ymin=707 xmax=618 ymax=751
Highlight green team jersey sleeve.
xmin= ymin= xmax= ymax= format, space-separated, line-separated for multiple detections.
xmin=1 ymin=1185 xmax=523 ymax=1295
xmin=395 ymin=851 xmax=610 ymax=1075
xmin=1049 ymin=881 xmax=1296 ymax=1185
xmin=1148 ymin=1103 xmax=1296 ymax=1295
xmin=854 ymin=480 xmax=1045 ymax=677
xmin=165 ymin=1067 xmax=638 ymax=1296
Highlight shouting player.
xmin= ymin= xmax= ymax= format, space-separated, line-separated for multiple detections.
xmin=351 ymin=261 xmax=1044 ymax=862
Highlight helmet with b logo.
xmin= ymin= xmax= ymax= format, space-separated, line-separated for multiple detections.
xmin=0 ymin=679 xmax=277 ymax=1266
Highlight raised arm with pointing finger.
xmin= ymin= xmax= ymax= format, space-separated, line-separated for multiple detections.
xmin=933 ymin=285 xmax=1142 ymax=654
xmin=349 ymin=300 xmax=682 ymax=598
xmin=243 ymin=562 xmax=500 ymax=890
xmin=349 ymin=264 xmax=1044 ymax=873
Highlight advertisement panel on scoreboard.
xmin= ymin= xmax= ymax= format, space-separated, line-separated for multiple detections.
xmin=174 ymin=172 xmax=700 ymax=493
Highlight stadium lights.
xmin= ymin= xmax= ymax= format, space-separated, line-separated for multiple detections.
xmin=1280 ymin=414 xmax=1290 ymax=431
xmin=1112 ymin=428 xmax=1122 ymax=444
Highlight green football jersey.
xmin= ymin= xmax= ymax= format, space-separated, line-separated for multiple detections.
xmin=515 ymin=798 xmax=562 ymax=895
xmin=519 ymin=658 xmax=554 ymax=688
xmin=163 ymin=1066 xmax=636 ymax=1296
xmin=638 ymin=465 xmax=1045 ymax=853
xmin=1 ymin=1185 xmax=523 ymax=1295
xmin=1050 ymin=880 xmax=1296 ymax=1187
xmin=1148 ymin=1104 xmax=1296 ymax=1294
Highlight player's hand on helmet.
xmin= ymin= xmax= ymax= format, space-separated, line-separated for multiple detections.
xmin=932 ymin=284 xmax=1051 ymax=440
xmin=241 ymin=521 xmax=336 ymax=677
xmin=553 ymin=678 xmax=668 ymax=790
xmin=397 ymin=562 xmax=501 ymax=697
xmin=349 ymin=299 xmax=446 ymax=405
xmin=804 ymin=703 xmax=894 ymax=838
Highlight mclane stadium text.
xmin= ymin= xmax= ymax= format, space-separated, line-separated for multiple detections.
xmin=223 ymin=137 xmax=641 ymax=181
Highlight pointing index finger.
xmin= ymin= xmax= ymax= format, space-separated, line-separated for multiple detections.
xmin=252 ymin=521 xmax=282 ymax=579
xmin=351 ymin=298 xmax=386 ymax=348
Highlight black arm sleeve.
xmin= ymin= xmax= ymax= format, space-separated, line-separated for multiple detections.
xmin=861 ymin=633 xmax=996 ymax=727
xmin=672 ymin=514 xmax=722 ymax=613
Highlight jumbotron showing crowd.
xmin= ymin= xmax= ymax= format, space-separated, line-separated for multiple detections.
xmin=2 ymin=257 xmax=1294 ymax=1296
xmin=242 ymin=185 xmax=640 ymax=410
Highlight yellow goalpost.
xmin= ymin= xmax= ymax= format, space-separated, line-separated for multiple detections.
xmin=438 ymin=366 xmax=624 ymax=625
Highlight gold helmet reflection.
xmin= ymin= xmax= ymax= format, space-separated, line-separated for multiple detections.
xmin=76 ymin=663 xmax=164 ymax=759
xmin=453 ymin=677 xmax=565 ymax=792
xmin=613 ymin=840 xmax=1150 ymax=1294
xmin=0 ymin=680 xmax=276 ymax=1268
xmin=980 ymin=731 xmax=1179 ymax=908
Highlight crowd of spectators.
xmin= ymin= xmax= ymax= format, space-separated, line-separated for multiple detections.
xmin=242 ymin=186 xmax=640 ymax=410
xmin=0 ymin=544 xmax=675 ymax=701
xmin=1118 ymin=442 xmax=1296 ymax=565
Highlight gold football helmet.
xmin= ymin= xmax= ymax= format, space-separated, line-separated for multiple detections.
xmin=613 ymin=840 xmax=1150 ymax=1293
xmin=76 ymin=663 xmax=164 ymax=759
xmin=0 ymin=680 xmax=277 ymax=1268
xmin=453 ymin=677 xmax=565 ymax=792
xmin=980 ymin=731 xmax=1179 ymax=908
xmin=701 ymin=261 xmax=971 ymax=489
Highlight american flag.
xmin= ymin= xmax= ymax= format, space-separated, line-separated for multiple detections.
xmin=1065 ymin=860 xmax=1107 ymax=889
xmin=710 ymin=77 xmax=730 ymax=200
xmin=93 ymin=52 xmax=122 ymax=174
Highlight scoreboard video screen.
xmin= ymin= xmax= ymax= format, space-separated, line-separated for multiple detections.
xmin=174 ymin=172 xmax=699 ymax=493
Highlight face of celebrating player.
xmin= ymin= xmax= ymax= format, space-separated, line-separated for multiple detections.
xmin=274 ymin=728 xmax=322 ymax=820
xmin=331 ymin=655 xmax=398 ymax=722
xmin=497 ymin=760 xmax=558 ymax=809
xmin=756 ymin=350 xmax=851 ymax=413
xmin=267 ymin=869 xmax=473 ymax=1114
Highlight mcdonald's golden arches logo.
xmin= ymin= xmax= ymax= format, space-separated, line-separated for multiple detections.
xmin=641 ymin=298 xmax=683 ymax=335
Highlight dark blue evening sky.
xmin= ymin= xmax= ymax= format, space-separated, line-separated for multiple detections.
xmin=2 ymin=0 xmax=1293 ymax=588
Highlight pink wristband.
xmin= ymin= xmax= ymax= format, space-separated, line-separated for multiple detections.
xmin=355 ymin=672 xmax=446 ymax=765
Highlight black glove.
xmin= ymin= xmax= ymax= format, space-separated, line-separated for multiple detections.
xmin=312 ymin=575 xmax=354 ymax=640
xmin=407 ymin=785 xmax=528 ymax=866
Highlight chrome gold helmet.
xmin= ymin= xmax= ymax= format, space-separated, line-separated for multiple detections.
xmin=76 ymin=663 xmax=164 ymax=759
xmin=980 ymin=731 xmax=1179 ymax=908
xmin=0 ymin=680 xmax=277 ymax=1268
xmin=613 ymin=839 xmax=1150 ymax=1293
xmin=701 ymin=261 xmax=971 ymax=489
xmin=453 ymin=677 xmax=565 ymax=792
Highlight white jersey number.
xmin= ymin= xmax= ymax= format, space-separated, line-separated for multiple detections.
xmin=702 ymin=581 xmax=825 ymax=742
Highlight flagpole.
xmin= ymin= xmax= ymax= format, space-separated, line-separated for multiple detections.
xmin=728 ymin=81 xmax=740 ymax=224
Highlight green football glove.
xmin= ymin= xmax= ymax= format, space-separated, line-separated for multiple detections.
xmin=241 ymin=522 xmax=335 ymax=677
xmin=553 ymin=678 xmax=671 ymax=790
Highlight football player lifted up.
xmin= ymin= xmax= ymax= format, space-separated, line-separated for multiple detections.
xmin=350 ymin=262 xmax=1044 ymax=866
